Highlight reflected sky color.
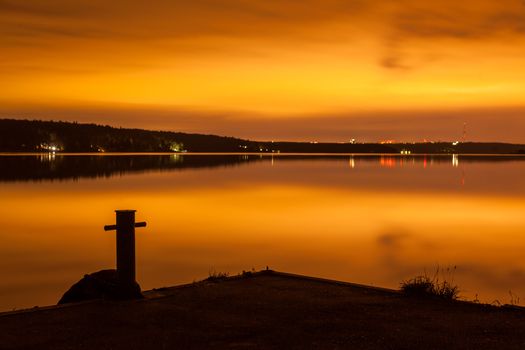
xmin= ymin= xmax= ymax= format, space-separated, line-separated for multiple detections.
xmin=1 ymin=154 xmax=525 ymax=310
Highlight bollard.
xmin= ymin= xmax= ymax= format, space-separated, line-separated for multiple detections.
xmin=104 ymin=210 xmax=146 ymax=290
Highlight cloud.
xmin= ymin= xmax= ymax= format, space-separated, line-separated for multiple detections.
xmin=0 ymin=0 xmax=95 ymax=17
xmin=0 ymin=0 xmax=368 ymax=41
xmin=391 ymin=5 xmax=525 ymax=41
xmin=2 ymin=0 xmax=521 ymax=45
xmin=2 ymin=0 xmax=525 ymax=122
xmin=1 ymin=1 xmax=524 ymax=47
xmin=2 ymin=0 xmax=525 ymax=73
xmin=377 ymin=1 xmax=525 ymax=70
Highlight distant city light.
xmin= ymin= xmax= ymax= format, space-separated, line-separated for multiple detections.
xmin=170 ymin=142 xmax=184 ymax=152
xmin=39 ymin=143 xmax=63 ymax=153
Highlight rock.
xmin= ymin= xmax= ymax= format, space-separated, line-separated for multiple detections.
xmin=58 ymin=269 xmax=142 ymax=304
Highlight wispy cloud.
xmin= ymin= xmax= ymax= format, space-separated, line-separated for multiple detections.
xmin=1 ymin=0 xmax=525 ymax=135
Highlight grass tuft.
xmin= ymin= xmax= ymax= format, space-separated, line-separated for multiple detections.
xmin=401 ymin=266 xmax=459 ymax=300
xmin=205 ymin=269 xmax=230 ymax=282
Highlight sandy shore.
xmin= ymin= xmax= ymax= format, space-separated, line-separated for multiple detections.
xmin=1 ymin=270 xmax=524 ymax=349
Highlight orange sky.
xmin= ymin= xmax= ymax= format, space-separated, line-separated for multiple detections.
xmin=1 ymin=0 xmax=525 ymax=142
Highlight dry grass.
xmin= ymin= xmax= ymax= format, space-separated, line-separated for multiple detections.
xmin=401 ymin=266 xmax=460 ymax=300
xmin=205 ymin=269 xmax=230 ymax=282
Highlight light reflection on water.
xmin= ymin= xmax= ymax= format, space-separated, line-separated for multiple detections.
xmin=0 ymin=154 xmax=524 ymax=311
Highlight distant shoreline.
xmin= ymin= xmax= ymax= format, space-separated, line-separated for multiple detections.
xmin=2 ymin=152 xmax=525 ymax=156
xmin=1 ymin=118 xmax=524 ymax=154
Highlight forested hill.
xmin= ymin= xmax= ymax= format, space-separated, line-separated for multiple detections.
xmin=0 ymin=119 xmax=524 ymax=154
xmin=0 ymin=118 xmax=394 ymax=153
xmin=0 ymin=119 xmax=252 ymax=152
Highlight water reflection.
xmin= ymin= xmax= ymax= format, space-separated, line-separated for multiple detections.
xmin=1 ymin=153 xmax=524 ymax=182
xmin=452 ymin=154 xmax=459 ymax=167
xmin=349 ymin=156 xmax=355 ymax=169
xmin=0 ymin=154 xmax=525 ymax=311
xmin=0 ymin=154 xmax=264 ymax=182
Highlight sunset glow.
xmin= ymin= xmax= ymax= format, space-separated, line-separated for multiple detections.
xmin=2 ymin=0 xmax=525 ymax=141
xmin=3 ymin=1 xmax=525 ymax=345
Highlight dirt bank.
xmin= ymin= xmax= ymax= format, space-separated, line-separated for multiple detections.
xmin=1 ymin=271 xmax=524 ymax=349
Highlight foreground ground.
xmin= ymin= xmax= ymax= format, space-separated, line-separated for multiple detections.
xmin=1 ymin=271 xmax=524 ymax=349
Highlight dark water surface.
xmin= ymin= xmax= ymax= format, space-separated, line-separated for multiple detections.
xmin=1 ymin=153 xmax=524 ymax=311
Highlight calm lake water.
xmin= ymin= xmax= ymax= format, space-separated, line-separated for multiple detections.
xmin=1 ymin=153 xmax=524 ymax=311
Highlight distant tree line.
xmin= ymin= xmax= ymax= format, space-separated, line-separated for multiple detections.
xmin=0 ymin=119 xmax=254 ymax=152
xmin=0 ymin=119 xmax=523 ymax=154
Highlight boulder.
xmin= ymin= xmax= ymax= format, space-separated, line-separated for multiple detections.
xmin=58 ymin=269 xmax=142 ymax=304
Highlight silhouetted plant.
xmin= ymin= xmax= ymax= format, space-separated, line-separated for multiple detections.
xmin=401 ymin=275 xmax=434 ymax=296
xmin=206 ymin=269 xmax=229 ymax=282
xmin=401 ymin=266 xmax=459 ymax=300
xmin=508 ymin=290 xmax=520 ymax=306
